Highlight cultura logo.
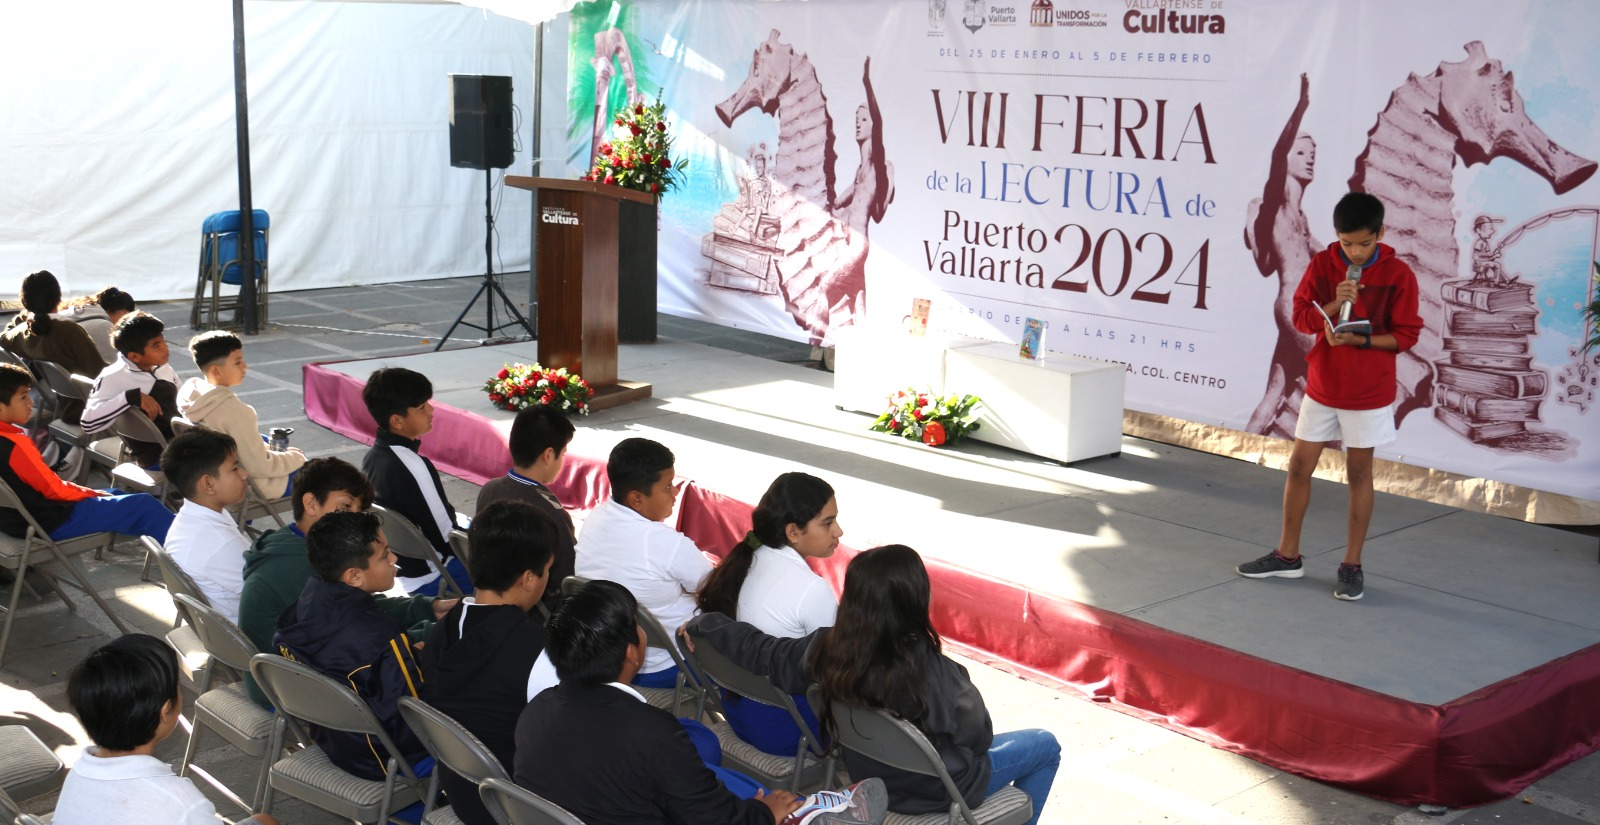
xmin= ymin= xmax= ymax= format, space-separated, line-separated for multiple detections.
xmin=1122 ymin=8 xmax=1226 ymax=34
xmin=1030 ymin=0 xmax=1053 ymax=26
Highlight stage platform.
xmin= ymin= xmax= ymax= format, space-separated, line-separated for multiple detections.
xmin=304 ymin=339 xmax=1600 ymax=808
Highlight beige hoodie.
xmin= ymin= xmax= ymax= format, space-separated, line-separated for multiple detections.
xmin=176 ymin=377 xmax=306 ymax=499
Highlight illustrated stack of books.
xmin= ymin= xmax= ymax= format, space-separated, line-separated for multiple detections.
xmin=1432 ymin=280 xmax=1544 ymax=442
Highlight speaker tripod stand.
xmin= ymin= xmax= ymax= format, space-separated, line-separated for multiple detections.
xmin=435 ymin=167 xmax=535 ymax=351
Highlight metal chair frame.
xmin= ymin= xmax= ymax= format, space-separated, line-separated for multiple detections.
xmin=249 ymin=654 xmax=426 ymax=824
xmin=478 ymin=777 xmax=586 ymax=825
xmin=0 ymin=477 xmax=128 ymax=666
xmin=173 ymin=593 xmax=276 ymax=815
xmin=397 ymin=696 xmax=512 ymax=823
xmin=193 ymin=213 xmax=270 ymax=331
xmin=371 ymin=505 xmax=466 ymax=599
xmin=809 ymin=687 xmax=1034 ymax=825
xmin=691 ymin=631 xmax=832 ymax=791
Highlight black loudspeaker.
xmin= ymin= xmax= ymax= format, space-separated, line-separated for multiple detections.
xmin=449 ymin=74 xmax=514 ymax=170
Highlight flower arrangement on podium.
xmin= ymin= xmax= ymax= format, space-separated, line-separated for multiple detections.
xmin=483 ymin=363 xmax=593 ymax=415
xmin=869 ymin=389 xmax=982 ymax=447
xmin=583 ymin=96 xmax=688 ymax=199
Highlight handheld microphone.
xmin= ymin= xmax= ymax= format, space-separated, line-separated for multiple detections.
xmin=1338 ymin=264 xmax=1361 ymax=324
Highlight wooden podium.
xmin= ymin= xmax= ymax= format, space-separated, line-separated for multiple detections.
xmin=506 ymin=176 xmax=652 ymax=411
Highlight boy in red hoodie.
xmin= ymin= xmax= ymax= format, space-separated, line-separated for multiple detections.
xmin=1236 ymin=193 xmax=1422 ymax=601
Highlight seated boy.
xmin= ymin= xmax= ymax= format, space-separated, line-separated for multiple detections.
xmin=575 ymin=437 xmax=710 ymax=688
xmin=475 ymin=404 xmax=577 ymax=613
xmin=421 ymin=500 xmax=561 ymax=825
xmin=274 ymin=510 xmax=446 ymax=779
xmin=514 ymin=579 xmax=885 ymax=825
xmin=0 ymin=364 xmax=173 ymax=545
xmin=80 ymin=311 xmax=180 ymax=467
xmin=360 ymin=366 xmax=471 ymax=596
xmin=161 ymin=428 xmax=252 ymax=622
xmin=177 ymin=330 xmax=306 ymax=499
xmin=54 ymin=632 xmax=278 ymax=825
xmin=239 ymin=457 xmax=453 ymax=707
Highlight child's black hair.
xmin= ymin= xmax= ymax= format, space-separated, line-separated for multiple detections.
xmin=1333 ymin=192 xmax=1385 ymax=236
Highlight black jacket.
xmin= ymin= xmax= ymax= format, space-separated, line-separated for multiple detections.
xmin=274 ymin=577 xmax=433 ymax=780
xmin=514 ymin=682 xmax=773 ymax=825
xmin=473 ymin=474 xmax=576 ymax=613
xmin=363 ymin=428 xmax=457 ymax=579
xmin=687 ymin=613 xmax=994 ymax=814
xmin=421 ymin=602 xmax=546 ymax=825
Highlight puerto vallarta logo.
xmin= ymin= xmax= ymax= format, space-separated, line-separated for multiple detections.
xmin=1030 ymin=0 xmax=1053 ymax=26
xmin=1123 ymin=0 xmax=1226 ymax=34
xmin=962 ymin=0 xmax=986 ymax=33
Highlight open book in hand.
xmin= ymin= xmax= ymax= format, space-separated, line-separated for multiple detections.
xmin=1317 ymin=303 xmax=1372 ymax=336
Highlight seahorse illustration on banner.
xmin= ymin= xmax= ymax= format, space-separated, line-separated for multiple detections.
xmin=716 ymin=31 xmax=895 ymax=345
xmin=1245 ymin=42 xmax=1596 ymax=441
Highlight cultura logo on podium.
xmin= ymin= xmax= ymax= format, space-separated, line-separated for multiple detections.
xmin=540 ymin=207 xmax=580 ymax=226
xmin=1030 ymin=0 xmax=1053 ymax=27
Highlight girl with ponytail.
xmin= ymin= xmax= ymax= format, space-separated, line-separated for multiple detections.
xmin=1 ymin=270 xmax=108 ymax=378
xmin=695 ymin=471 xmax=842 ymax=753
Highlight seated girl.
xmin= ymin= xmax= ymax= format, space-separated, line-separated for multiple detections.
xmin=695 ymin=472 xmax=841 ymax=754
xmin=688 ymin=545 xmax=1059 ymax=825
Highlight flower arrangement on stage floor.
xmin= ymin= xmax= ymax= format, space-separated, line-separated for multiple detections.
xmin=870 ymin=389 xmax=983 ymax=447
xmin=484 ymin=363 xmax=593 ymax=415
xmin=584 ymin=95 xmax=688 ymax=199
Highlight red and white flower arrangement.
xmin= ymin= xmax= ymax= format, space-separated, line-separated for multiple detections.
xmin=869 ymin=389 xmax=982 ymax=447
xmin=483 ymin=363 xmax=593 ymax=415
xmin=583 ymin=96 xmax=688 ymax=199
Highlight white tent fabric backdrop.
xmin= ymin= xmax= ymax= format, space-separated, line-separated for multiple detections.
xmin=0 ymin=0 xmax=547 ymax=300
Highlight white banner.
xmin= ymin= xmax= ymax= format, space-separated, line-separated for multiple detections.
xmin=570 ymin=0 xmax=1600 ymax=502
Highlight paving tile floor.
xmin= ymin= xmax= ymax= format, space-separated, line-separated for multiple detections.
xmin=2 ymin=273 xmax=1596 ymax=824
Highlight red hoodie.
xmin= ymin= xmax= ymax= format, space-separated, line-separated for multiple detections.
xmin=1291 ymin=242 xmax=1423 ymax=410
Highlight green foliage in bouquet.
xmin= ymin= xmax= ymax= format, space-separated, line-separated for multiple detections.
xmin=584 ymin=95 xmax=688 ymax=198
xmin=869 ymin=389 xmax=982 ymax=447
xmin=484 ymin=363 xmax=592 ymax=415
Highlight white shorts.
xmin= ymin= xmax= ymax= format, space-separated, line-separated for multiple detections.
xmin=1294 ymin=396 xmax=1396 ymax=449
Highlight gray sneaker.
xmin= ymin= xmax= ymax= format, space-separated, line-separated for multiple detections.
xmin=1236 ymin=551 xmax=1304 ymax=579
xmin=1334 ymin=564 xmax=1364 ymax=601
xmin=783 ymin=778 xmax=888 ymax=825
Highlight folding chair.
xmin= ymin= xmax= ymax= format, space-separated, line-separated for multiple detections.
xmin=0 ymin=477 xmax=129 ymax=666
xmin=692 ymin=632 xmax=833 ymax=792
xmin=172 ymin=593 xmax=277 ymax=815
xmin=193 ymin=209 xmax=270 ymax=331
xmin=810 ymin=688 xmax=1033 ymax=825
xmin=250 ymin=654 xmax=426 ymax=824
xmin=371 ymin=505 xmax=465 ymax=599
xmin=104 ymin=407 xmax=169 ymax=501
xmin=0 ymin=725 xmax=65 ymax=807
xmin=143 ymin=537 xmax=212 ymax=681
xmin=397 ymin=697 xmax=511 ymax=825
xmin=31 ymin=361 xmax=95 ymax=475
xmin=170 ymin=417 xmax=292 ymax=534
xmin=69 ymin=374 xmax=123 ymax=474
xmin=478 ymin=777 xmax=586 ymax=825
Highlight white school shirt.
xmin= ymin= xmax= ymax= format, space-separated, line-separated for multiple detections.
xmin=164 ymin=499 xmax=251 ymax=622
xmin=575 ymin=498 xmax=712 ymax=674
xmin=737 ymin=544 xmax=838 ymax=639
xmin=52 ymin=748 xmax=218 ymax=825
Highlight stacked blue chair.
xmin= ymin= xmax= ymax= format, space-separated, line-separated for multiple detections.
xmin=193 ymin=209 xmax=270 ymax=330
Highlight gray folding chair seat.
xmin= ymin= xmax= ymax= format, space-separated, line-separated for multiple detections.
xmin=105 ymin=408 xmax=168 ymax=497
xmin=810 ymin=688 xmax=1032 ymax=825
xmin=691 ymin=632 xmax=831 ymax=792
xmin=250 ymin=654 xmax=426 ymax=824
xmin=478 ymin=777 xmax=586 ymax=825
xmin=173 ymin=593 xmax=277 ymax=815
xmin=372 ymin=505 xmax=465 ymax=599
xmin=397 ymin=697 xmax=511 ymax=825
xmin=0 ymin=726 xmax=65 ymax=803
xmin=0 ymin=478 xmax=129 ymax=666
